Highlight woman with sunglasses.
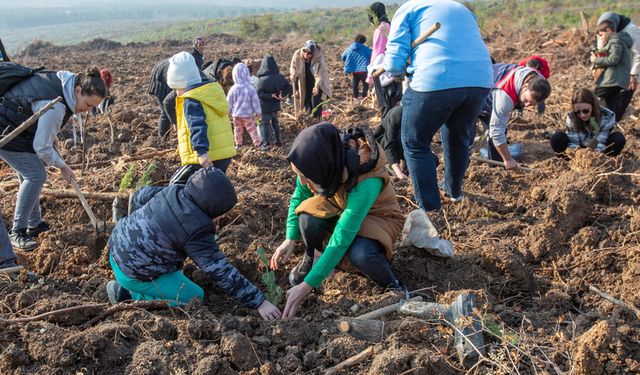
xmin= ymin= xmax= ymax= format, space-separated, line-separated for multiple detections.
xmin=550 ymin=88 xmax=626 ymax=157
xmin=290 ymin=40 xmax=331 ymax=118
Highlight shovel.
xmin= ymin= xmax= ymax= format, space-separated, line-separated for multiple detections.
xmin=69 ymin=177 xmax=106 ymax=234
xmin=399 ymin=293 xmax=485 ymax=368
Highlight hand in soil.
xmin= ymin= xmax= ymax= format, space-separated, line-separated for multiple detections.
xmin=257 ymin=299 xmax=282 ymax=320
xmin=283 ymin=282 xmax=312 ymax=318
xmin=504 ymin=158 xmax=519 ymax=170
xmin=270 ymin=239 xmax=295 ymax=270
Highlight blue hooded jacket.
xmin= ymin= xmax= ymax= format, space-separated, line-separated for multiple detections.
xmin=341 ymin=42 xmax=372 ymax=73
xmin=108 ymin=167 xmax=265 ymax=308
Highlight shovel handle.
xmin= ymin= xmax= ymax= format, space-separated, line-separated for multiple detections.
xmin=470 ymin=156 xmax=533 ymax=172
xmin=0 ymin=97 xmax=62 ymax=149
xmin=372 ymin=22 xmax=441 ymax=79
xmin=69 ymin=177 xmax=99 ymax=230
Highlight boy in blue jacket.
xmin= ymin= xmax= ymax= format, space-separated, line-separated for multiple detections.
xmin=341 ymin=34 xmax=372 ymax=98
xmin=106 ymin=167 xmax=281 ymax=320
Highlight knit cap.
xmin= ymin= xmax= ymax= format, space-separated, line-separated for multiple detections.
xmin=597 ymin=12 xmax=619 ymax=30
xmin=167 ymin=51 xmax=201 ymax=89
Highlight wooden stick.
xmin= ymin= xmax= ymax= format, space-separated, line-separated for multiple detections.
xmin=69 ymin=177 xmax=99 ymax=230
xmin=588 ymin=284 xmax=640 ymax=319
xmin=82 ymin=300 xmax=172 ymax=327
xmin=325 ymin=345 xmax=376 ymax=375
xmin=580 ymin=11 xmax=589 ymax=36
xmin=356 ymin=296 xmax=423 ymax=320
xmin=470 ymin=156 xmax=533 ymax=172
xmin=41 ymin=188 xmax=127 ymax=200
xmin=105 ymin=108 xmax=115 ymax=143
xmin=0 ymin=97 xmax=62 ymax=149
xmin=0 ymin=303 xmax=108 ymax=325
xmin=0 ymin=265 xmax=24 ymax=274
xmin=372 ymin=22 xmax=441 ymax=79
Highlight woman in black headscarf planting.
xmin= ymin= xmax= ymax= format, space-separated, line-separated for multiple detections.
xmin=270 ymin=122 xmax=406 ymax=318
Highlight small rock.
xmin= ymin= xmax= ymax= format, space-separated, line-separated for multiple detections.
xmin=350 ymin=304 xmax=361 ymax=313
xmin=253 ymin=336 xmax=271 ymax=346
xmin=321 ymin=309 xmax=336 ymax=319
xmin=303 ymin=351 xmax=318 ymax=368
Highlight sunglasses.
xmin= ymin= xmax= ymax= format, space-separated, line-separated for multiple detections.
xmin=302 ymin=50 xmax=313 ymax=55
xmin=574 ymin=108 xmax=591 ymax=115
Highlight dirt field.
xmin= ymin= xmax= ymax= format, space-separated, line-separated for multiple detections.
xmin=1 ymin=26 xmax=639 ymax=374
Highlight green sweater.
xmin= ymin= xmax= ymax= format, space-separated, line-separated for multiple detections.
xmin=285 ymin=176 xmax=383 ymax=288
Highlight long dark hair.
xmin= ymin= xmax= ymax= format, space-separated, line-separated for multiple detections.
xmin=570 ymin=88 xmax=601 ymax=133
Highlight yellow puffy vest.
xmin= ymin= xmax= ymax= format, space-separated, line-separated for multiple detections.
xmin=175 ymin=82 xmax=236 ymax=165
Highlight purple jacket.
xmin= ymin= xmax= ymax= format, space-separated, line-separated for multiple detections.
xmin=226 ymin=63 xmax=261 ymax=118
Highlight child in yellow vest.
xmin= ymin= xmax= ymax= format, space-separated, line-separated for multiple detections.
xmin=166 ymin=52 xmax=236 ymax=185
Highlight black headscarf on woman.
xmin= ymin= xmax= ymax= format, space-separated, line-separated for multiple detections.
xmin=368 ymin=2 xmax=389 ymax=25
xmin=287 ymin=122 xmax=360 ymax=197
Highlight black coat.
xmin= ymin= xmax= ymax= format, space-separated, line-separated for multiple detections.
xmin=148 ymin=59 xmax=171 ymax=100
xmin=256 ymin=55 xmax=292 ymax=113
xmin=0 ymin=39 xmax=9 ymax=62
xmin=191 ymin=48 xmax=204 ymax=70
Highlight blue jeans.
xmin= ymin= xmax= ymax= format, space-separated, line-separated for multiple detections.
xmin=0 ymin=150 xmax=46 ymax=230
xmin=298 ymin=214 xmax=399 ymax=288
xmin=110 ymin=254 xmax=203 ymax=306
xmin=259 ymin=111 xmax=281 ymax=144
xmin=0 ymin=209 xmax=18 ymax=268
xmin=401 ymin=86 xmax=489 ymax=211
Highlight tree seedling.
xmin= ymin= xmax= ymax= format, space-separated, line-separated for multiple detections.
xmin=256 ymin=247 xmax=284 ymax=306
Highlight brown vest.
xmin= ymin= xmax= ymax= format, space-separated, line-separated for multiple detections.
xmin=294 ymin=139 xmax=404 ymax=261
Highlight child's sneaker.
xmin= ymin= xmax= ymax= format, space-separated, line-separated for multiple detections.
xmin=9 ymin=230 xmax=37 ymax=251
xmin=106 ymin=280 xmax=132 ymax=304
xmin=235 ymin=145 xmax=242 ymax=150
xmin=259 ymin=143 xmax=270 ymax=151
xmin=26 ymin=221 xmax=51 ymax=237
xmin=275 ymin=142 xmax=283 ymax=147
xmin=444 ymin=193 xmax=464 ymax=203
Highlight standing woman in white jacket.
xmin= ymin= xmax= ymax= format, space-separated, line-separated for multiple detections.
xmin=0 ymin=67 xmax=107 ymax=251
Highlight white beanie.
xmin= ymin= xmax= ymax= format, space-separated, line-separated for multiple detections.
xmin=597 ymin=12 xmax=619 ymax=30
xmin=167 ymin=51 xmax=201 ymax=89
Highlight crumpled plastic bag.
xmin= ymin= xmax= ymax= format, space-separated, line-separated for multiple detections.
xmin=401 ymin=209 xmax=455 ymax=258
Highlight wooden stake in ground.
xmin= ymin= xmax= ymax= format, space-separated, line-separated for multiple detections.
xmin=325 ymin=345 xmax=376 ymax=375
xmin=0 ymin=97 xmax=62 ymax=149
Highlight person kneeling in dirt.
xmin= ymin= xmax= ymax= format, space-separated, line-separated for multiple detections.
xmin=270 ymin=123 xmax=407 ymax=318
xmin=166 ymin=52 xmax=236 ymax=185
xmin=481 ymin=66 xmax=551 ymax=170
xmin=550 ymin=88 xmax=625 ymax=158
xmin=106 ymin=167 xmax=282 ymax=320
xmin=0 ymin=65 xmax=108 ymax=251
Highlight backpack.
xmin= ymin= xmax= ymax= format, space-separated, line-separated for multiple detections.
xmin=0 ymin=62 xmax=45 ymax=97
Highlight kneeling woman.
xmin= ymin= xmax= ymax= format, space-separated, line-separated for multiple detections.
xmin=270 ymin=122 xmax=406 ymax=318
xmin=107 ymin=168 xmax=281 ymax=320
xmin=550 ymin=88 xmax=625 ymax=157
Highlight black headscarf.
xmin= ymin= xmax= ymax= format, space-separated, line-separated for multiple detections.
xmin=287 ymin=122 xmax=360 ymax=197
xmin=368 ymin=2 xmax=389 ymax=25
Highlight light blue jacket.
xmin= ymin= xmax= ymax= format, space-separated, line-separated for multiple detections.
xmin=341 ymin=42 xmax=372 ymax=73
xmin=383 ymin=0 xmax=492 ymax=92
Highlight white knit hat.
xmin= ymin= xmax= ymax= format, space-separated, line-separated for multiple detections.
xmin=167 ymin=51 xmax=201 ymax=89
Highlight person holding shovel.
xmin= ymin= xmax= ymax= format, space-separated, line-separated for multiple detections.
xmin=290 ymin=40 xmax=331 ymax=119
xmin=270 ymin=122 xmax=407 ymax=318
xmin=106 ymin=167 xmax=282 ymax=320
xmin=382 ymin=0 xmax=492 ymax=211
xmin=0 ymin=66 xmax=107 ymax=251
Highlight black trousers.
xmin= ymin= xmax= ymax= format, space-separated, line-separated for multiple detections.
xmin=351 ymin=72 xmax=369 ymax=98
xmin=304 ymin=89 xmax=323 ymax=119
xmin=550 ymin=131 xmax=626 ymax=157
xmin=298 ymin=213 xmax=400 ymax=289
xmin=595 ymin=86 xmax=626 ymax=122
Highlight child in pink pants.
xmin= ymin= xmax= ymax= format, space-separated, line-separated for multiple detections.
xmin=227 ymin=63 xmax=263 ymax=149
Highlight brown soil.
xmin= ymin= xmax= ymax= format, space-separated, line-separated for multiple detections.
xmin=1 ymin=26 xmax=640 ymax=374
